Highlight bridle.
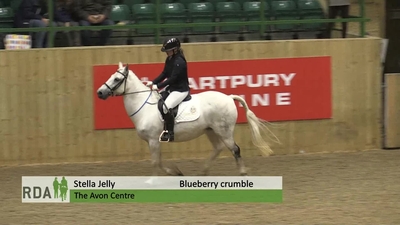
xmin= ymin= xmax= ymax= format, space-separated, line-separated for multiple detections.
xmin=103 ymin=67 xmax=130 ymax=96
xmin=102 ymin=65 xmax=158 ymax=117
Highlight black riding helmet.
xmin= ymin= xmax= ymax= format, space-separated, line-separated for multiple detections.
xmin=161 ymin=37 xmax=181 ymax=52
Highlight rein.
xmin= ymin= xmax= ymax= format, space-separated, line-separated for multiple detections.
xmin=127 ymin=90 xmax=157 ymax=117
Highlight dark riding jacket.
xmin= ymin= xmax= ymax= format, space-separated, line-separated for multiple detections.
xmin=153 ymin=53 xmax=190 ymax=93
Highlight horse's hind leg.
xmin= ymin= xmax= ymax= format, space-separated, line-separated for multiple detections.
xmin=217 ymin=131 xmax=247 ymax=176
xmin=230 ymin=143 xmax=247 ymax=176
xmin=201 ymin=129 xmax=225 ymax=176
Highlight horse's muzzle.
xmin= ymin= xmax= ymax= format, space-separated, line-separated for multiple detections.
xmin=97 ymin=90 xmax=110 ymax=100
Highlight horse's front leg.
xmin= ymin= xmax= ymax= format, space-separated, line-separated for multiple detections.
xmin=147 ymin=139 xmax=183 ymax=177
xmin=145 ymin=139 xmax=162 ymax=185
xmin=148 ymin=139 xmax=162 ymax=177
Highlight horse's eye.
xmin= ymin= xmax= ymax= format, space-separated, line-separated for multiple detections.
xmin=114 ymin=78 xmax=120 ymax=82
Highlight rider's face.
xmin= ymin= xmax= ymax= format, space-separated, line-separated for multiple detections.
xmin=166 ymin=50 xmax=174 ymax=57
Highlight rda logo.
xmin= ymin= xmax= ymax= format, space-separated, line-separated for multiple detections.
xmin=22 ymin=176 xmax=69 ymax=202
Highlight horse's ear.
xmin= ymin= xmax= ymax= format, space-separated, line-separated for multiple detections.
xmin=118 ymin=62 xmax=123 ymax=69
xmin=125 ymin=64 xmax=129 ymax=72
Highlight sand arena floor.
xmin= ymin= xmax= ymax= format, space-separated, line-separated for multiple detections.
xmin=1 ymin=149 xmax=399 ymax=225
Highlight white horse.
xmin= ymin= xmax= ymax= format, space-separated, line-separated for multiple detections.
xmin=96 ymin=62 xmax=279 ymax=177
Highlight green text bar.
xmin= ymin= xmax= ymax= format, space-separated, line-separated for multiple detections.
xmin=70 ymin=189 xmax=282 ymax=203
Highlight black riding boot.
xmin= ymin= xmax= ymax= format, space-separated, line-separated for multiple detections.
xmin=160 ymin=109 xmax=175 ymax=142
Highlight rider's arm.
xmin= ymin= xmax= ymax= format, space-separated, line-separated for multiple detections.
xmin=153 ymin=60 xmax=168 ymax=84
xmin=156 ymin=58 xmax=185 ymax=89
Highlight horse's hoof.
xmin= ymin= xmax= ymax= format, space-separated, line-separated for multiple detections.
xmin=174 ymin=168 xmax=184 ymax=176
xmin=170 ymin=164 xmax=184 ymax=176
xmin=176 ymin=168 xmax=184 ymax=176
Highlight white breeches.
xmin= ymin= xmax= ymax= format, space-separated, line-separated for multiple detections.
xmin=163 ymin=91 xmax=189 ymax=114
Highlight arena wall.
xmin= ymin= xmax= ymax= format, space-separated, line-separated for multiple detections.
xmin=0 ymin=37 xmax=382 ymax=166
xmin=384 ymin=73 xmax=400 ymax=148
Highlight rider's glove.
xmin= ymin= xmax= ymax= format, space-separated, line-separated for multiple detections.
xmin=145 ymin=81 xmax=153 ymax=87
xmin=151 ymin=84 xmax=159 ymax=91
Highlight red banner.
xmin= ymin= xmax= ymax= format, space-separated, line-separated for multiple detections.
xmin=93 ymin=56 xmax=332 ymax=130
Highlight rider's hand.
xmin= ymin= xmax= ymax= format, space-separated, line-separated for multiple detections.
xmin=145 ymin=81 xmax=153 ymax=87
xmin=151 ymin=84 xmax=159 ymax=91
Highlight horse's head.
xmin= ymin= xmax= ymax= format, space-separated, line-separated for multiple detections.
xmin=97 ymin=62 xmax=130 ymax=100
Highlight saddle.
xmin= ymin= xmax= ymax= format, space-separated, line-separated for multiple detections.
xmin=157 ymin=91 xmax=192 ymax=118
xmin=157 ymin=91 xmax=192 ymax=142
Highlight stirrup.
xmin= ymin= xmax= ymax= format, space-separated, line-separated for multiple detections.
xmin=159 ymin=130 xmax=170 ymax=142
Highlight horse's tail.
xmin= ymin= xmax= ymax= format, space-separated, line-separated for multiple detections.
xmin=230 ymin=95 xmax=280 ymax=157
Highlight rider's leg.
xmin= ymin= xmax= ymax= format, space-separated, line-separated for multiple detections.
xmin=160 ymin=91 xmax=189 ymax=142
xmin=162 ymin=91 xmax=189 ymax=114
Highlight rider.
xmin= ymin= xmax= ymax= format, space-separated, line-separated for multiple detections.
xmin=146 ymin=37 xmax=190 ymax=142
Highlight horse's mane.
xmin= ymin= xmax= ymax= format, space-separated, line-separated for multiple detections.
xmin=127 ymin=69 xmax=161 ymax=103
